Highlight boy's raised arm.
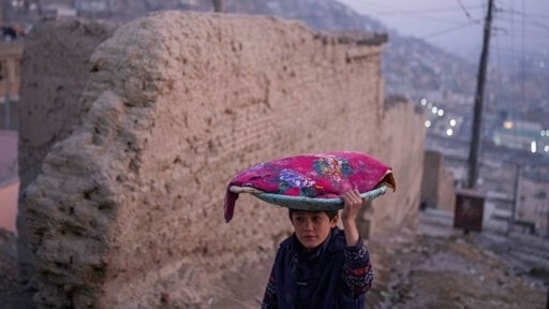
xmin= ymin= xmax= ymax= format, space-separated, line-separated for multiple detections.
xmin=342 ymin=239 xmax=373 ymax=295
xmin=340 ymin=189 xmax=374 ymax=295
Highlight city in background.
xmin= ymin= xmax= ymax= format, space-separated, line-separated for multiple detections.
xmin=2 ymin=0 xmax=547 ymax=235
xmin=0 ymin=0 xmax=548 ymax=307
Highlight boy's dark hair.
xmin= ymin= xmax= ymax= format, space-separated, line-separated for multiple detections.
xmin=288 ymin=208 xmax=339 ymax=221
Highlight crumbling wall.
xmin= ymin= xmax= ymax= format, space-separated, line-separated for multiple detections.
xmin=18 ymin=11 xmax=423 ymax=308
xmin=16 ymin=17 xmax=119 ymax=287
xmin=374 ymin=98 xmax=425 ymax=234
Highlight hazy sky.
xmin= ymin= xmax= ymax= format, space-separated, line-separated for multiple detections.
xmin=338 ymin=0 xmax=549 ymax=61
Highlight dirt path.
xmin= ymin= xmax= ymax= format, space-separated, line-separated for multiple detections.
xmin=383 ymin=235 xmax=546 ymax=308
xmin=381 ymin=210 xmax=549 ymax=309
xmin=1 ymin=210 xmax=548 ymax=308
xmin=0 ymin=229 xmax=34 ymax=309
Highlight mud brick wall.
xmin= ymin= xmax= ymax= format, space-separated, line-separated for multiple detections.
xmin=17 ymin=12 xmax=424 ymax=308
xmin=16 ymin=18 xmax=119 ymax=290
xmin=374 ymin=98 xmax=425 ymax=234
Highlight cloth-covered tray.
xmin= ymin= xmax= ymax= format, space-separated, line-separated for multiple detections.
xmin=229 ymin=184 xmax=389 ymax=211
xmin=224 ymin=151 xmax=396 ymax=222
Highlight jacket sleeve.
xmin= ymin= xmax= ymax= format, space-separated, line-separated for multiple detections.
xmin=342 ymin=238 xmax=374 ymax=296
xmin=261 ymin=263 xmax=278 ymax=309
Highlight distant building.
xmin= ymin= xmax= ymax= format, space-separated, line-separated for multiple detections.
xmin=3 ymin=0 xmax=40 ymax=23
xmin=0 ymin=130 xmax=18 ymax=233
xmin=493 ymin=119 xmax=549 ymax=154
xmin=0 ymin=178 xmax=18 ymax=232
xmin=75 ymin=0 xmax=108 ymax=13
xmin=0 ymin=41 xmax=23 ymax=102
xmin=420 ymin=150 xmax=456 ymax=212
xmin=180 ymin=0 xmax=199 ymax=5
xmin=518 ymin=178 xmax=549 ymax=237
xmin=39 ymin=2 xmax=77 ymax=18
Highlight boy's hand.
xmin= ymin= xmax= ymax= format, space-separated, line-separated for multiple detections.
xmin=340 ymin=189 xmax=363 ymax=246
xmin=340 ymin=189 xmax=363 ymax=224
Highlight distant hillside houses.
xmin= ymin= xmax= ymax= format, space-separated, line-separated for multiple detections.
xmin=493 ymin=119 xmax=549 ymax=154
xmin=41 ymin=4 xmax=76 ymax=17
xmin=40 ymin=0 xmax=108 ymax=17
xmin=75 ymin=0 xmax=108 ymax=13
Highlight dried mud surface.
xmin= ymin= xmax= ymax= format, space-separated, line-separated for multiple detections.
xmin=381 ymin=210 xmax=549 ymax=309
xmin=0 ymin=230 xmax=33 ymax=309
xmin=1 ymin=210 xmax=548 ymax=308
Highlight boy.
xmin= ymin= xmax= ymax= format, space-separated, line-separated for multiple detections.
xmin=261 ymin=189 xmax=373 ymax=308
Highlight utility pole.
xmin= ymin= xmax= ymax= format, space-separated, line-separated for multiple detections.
xmin=213 ymin=0 xmax=223 ymax=12
xmin=508 ymin=164 xmax=521 ymax=234
xmin=467 ymin=0 xmax=494 ymax=188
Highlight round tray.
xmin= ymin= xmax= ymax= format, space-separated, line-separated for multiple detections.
xmin=250 ymin=185 xmax=388 ymax=211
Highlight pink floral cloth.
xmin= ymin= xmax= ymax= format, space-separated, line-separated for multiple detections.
xmin=224 ymin=151 xmax=395 ymax=222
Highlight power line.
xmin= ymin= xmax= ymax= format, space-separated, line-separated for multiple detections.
xmin=367 ymin=13 xmax=479 ymax=25
xmin=494 ymin=16 xmax=504 ymax=86
xmin=496 ymin=16 xmax=549 ymax=32
xmin=286 ymin=13 xmax=474 ymax=27
xmin=342 ymin=1 xmax=484 ymax=23
xmin=456 ymin=0 xmax=474 ymax=21
xmin=493 ymin=48 xmax=549 ymax=58
xmin=521 ymin=0 xmax=525 ymax=107
xmin=496 ymin=1 xmax=549 ymax=31
xmin=508 ymin=0 xmax=517 ymax=120
xmin=420 ymin=21 xmax=481 ymax=39
xmin=496 ymin=1 xmax=549 ymax=19
xmin=345 ymin=1 xmax=483 ymax=14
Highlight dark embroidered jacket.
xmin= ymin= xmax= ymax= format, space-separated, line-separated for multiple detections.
xmin=261 ymin=227 xmax=373 ymax=308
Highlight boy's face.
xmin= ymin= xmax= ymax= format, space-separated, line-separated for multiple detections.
xmin=290 ymin=211 xmax=338 ymax=250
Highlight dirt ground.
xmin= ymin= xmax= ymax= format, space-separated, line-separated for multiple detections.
xmin=0 ymin=229 xmax=34 ymax=308
xmin=379 ymin=209 xmax=549 ymax=309
xmin=1 ymin=210 xmax=548 ymax=308
xmin=381 ymin=236 xmax=546 ymax=308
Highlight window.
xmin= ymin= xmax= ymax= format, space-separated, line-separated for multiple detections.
xmin=534 ymin=190 xmax=547 ymax=200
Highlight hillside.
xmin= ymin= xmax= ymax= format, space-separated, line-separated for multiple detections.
xmin=19 ymin=0 xmax=476 ymax=99
xmin=229 ymin=0 xmax=546 ymax=126
xmin=4 ymin=0 xmax=549 ymax=124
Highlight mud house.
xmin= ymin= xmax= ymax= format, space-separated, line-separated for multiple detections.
xmin=0 ymin=41 xmax=22 ymax=102
xmin=16 ymin=12 xmax=425 ymax=307
xmin=0 ymin=40 xmax=22 ymax=131
xmin=0 ymin=40 xmax=22 ymax=232
xmin=517 ymin=178 xmax=549 ymax=236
